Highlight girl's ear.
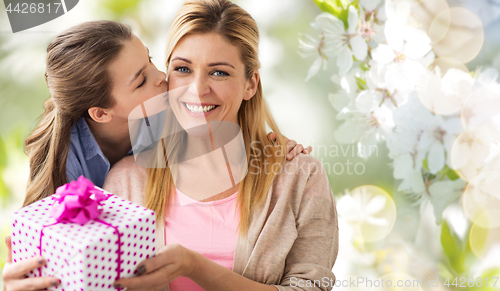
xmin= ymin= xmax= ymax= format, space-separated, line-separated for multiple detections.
xmin=243 ymin=70 xmax=259 ymax=101
xmin=88 ymin=107 xmax=113 ymax=123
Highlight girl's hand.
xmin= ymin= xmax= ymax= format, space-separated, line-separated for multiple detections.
xmin=2 ymin=236 xmax=61 ymax=291
xmin=267 ymin=132 xmax=313 ymax=160
xmin=113 ymin=243 xmax=195 ymax=291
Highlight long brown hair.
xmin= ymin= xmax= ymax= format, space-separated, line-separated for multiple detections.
xmin=23 ymin=21 xmax=132 ymax=207
xmin=145 ymin=0 xmax=287 ymax=238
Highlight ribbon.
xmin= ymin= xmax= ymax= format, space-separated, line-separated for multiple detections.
xmin=38 ymin=176 xmax=122 ymax=288
xmin=50 ymin=176 xmax=108 ymax=224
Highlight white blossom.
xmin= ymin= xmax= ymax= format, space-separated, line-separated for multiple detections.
xmin=332 ymin=69 xmax=395 ymax=159
xmin=308 ymin=8 xmax=369 ymax=77
xmin=337 ymin=188 xmax=388 ymax=226
xmin=299 ymin=30 xmax=340 ymax=81
xmin=418 ymin=116 xmax=463 ymax=173
xmin=386 ymin=98 xmax=434 ymax=193
xmin=371 ymin=0 xmax=432 ymax=93
xmin=417 ymin=67 xmax=474 ymax=116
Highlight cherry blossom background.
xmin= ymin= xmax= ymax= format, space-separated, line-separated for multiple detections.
xmin=1 ymin=0 xmax=500 ymax=290
xmin=301 ymin=0 xmax=500 ymax=290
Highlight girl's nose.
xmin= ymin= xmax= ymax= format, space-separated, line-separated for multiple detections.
xmin=155 ymin=70 xmax=167 ymax=86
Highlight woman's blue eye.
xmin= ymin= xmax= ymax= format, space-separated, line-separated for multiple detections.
xmin=175 ymin=67 xmax=190 ymax=73
xmin=213 ymin=70 xmax=229 ymax=77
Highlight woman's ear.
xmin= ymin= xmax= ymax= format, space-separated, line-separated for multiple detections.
xmin=243 ymin=70 xmax=259 ymax=101
xmin=88 ymin=107 xmax=113 ymax=123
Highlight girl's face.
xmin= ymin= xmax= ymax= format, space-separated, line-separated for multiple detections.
xmin=106 ymin=34 xmax=168 ymax=122
xmin=167 ymin=32 xmax=259 ymax=131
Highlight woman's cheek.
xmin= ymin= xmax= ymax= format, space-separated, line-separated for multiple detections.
xmin=169 ymin=74 xmax=194 ymax=88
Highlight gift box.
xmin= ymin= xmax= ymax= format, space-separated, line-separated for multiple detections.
xmin=11 ymin=176 xmax=157 ymax=290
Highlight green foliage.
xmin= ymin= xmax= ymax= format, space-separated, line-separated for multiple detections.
xmin=312 ymin=0 xmax=348 ymax=17
xmin=312 ymin=0 xmax=359 ymax=29
xmin=423 ymin=158 xmax=429 ymax=171
xmin=359 ymin=62 xmax=370 ymax=71
xmin=355 ymin=77 xmax=367 ymax=90
xmin=423 ymin=158 xmax=460 ymax=181
xmin=0 ymin=135 xmax=10 ymax=208
xmin=441 ymin=220 xmax=465 ymax=274
xmin=437 ymin=164 xmax=461 ymax=181
xmin=440 ymin=220 xmax=481 ymax=289
xmin=0 ymin=126 xmax=28 ymax=210
xmin=0 ymin=224 xmax=10 ymax=271
xmin=101 ymin=0 xmax=142 ymax=17
xmin=446 ymin=169 xmax=460 ymax=181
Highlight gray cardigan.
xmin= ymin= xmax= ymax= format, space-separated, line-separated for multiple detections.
xmin=103 ymin=154 xmax=339 ymax=291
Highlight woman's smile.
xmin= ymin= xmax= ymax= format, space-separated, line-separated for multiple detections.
xmin=182 ymin=101 xmax=220 ymax=117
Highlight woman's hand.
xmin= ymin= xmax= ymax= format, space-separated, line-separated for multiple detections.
xmin=113 ymin=243 xmax=195 ymax=291
xmin=267 ymin=132 xmax=313 ymax=160
xmin=2 ymin=236 xmax=61 ymax=291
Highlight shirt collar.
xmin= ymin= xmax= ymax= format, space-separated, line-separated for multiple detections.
xmin=176 ymin=188 xmax=238 ymax=206
xmin=77 ymin=117 xmax=135 ymax=160
xmin=76 ymin=117 xmax=105 ymax=161
xmin=177 ymin=189 xmax=198 ymax=206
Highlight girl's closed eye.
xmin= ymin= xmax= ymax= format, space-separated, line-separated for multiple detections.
xmin=137 ymin=56 xmax=152 ymax=89
xmin=137 ymin=76 xmax=147 ymax=88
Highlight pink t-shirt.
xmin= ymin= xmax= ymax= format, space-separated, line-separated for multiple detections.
xmin=165 ymin=188 xmax=240 ymax=291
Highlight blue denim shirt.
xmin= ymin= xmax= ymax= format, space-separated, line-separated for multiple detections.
xmin=66 ymin=113 xmax=165 ymax=187
xmin=66 ymin=117 xmax=134 ymax=187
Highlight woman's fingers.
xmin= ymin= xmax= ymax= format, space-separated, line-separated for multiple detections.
xmin=2 ymin=256 xmax=45 ymax=279
xmin=5 ymin=235 xmax=12 ymax=263
xmin=114 ymin=263 xmax=178 ymax=291
xmin=5 ymin=275 xmax=60 ymax=291
xmin=287 ymin=144 xmax=304 ymax=160
xmin=132 ymin=244 xmax=187 ymax=277
xmin=303 ymin=146 xmax=312 ymax=155
xmin=114 ymin=244 xmax=192 ymax=290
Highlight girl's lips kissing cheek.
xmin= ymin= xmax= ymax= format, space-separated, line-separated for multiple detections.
xmin=182 ymin=102 xmax=219 ymax=117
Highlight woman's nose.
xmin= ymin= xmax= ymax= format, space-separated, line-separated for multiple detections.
xmin=193 ymin=74 xmax=210 ymax=98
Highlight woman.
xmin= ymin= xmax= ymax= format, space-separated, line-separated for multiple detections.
xmin=2 ymin=21 xmax=309 ymax=291
xmin=104 ymin=1 xmax=339 ymax=290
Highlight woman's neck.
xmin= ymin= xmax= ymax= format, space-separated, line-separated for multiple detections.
xmin=173 ymin=122 xmax=247 ymax=201
xmin=85 ymin=117 xmax=132 ymax=167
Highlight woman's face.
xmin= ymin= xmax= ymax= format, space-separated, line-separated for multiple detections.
xmin=106 ymin=34 xmax=168 ymax=122
xmin=167 ymin=32 xmax=259 ymax=131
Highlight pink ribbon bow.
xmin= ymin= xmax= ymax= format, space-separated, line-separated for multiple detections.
xmin=49 ymin=176 xmax=108 ymax=224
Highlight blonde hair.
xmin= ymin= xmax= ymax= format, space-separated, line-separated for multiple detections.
xmin=23 ymin=21 xmax=132 ymax=207
xmin=145 ymin=0 xmax=287 ymax=238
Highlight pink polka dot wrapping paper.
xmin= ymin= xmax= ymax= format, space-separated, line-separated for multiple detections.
xmin=10 ymin=190 xmax=157 ymax=290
